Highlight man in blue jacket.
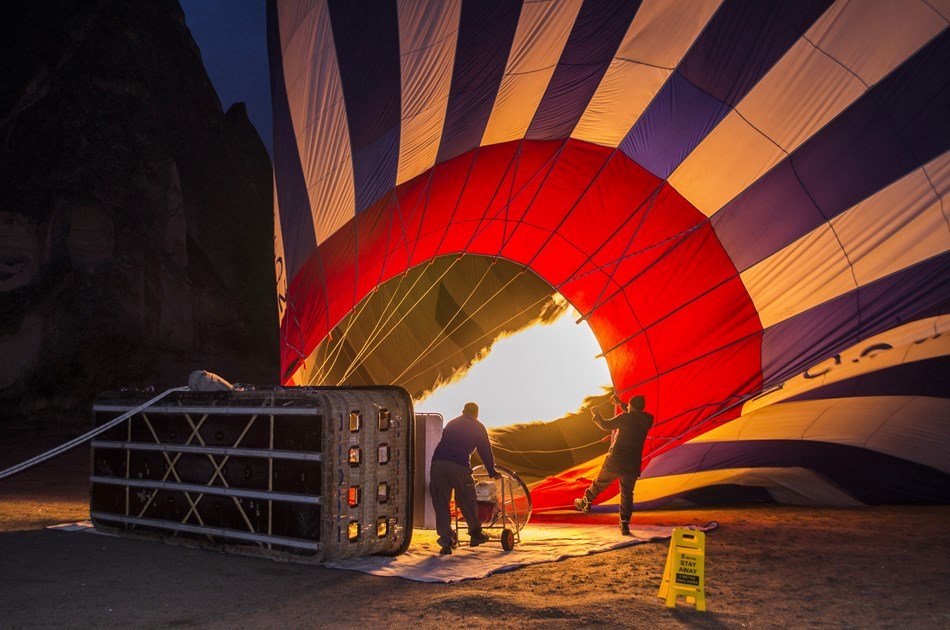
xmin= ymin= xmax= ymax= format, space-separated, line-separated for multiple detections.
xmin=574 ymin=394 xmax=654 ymax=536
xmin=430 ymin=402 xmax=499 ymax=555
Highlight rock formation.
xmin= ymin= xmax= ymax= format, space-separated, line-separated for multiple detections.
xmin=0 ymin=0 xmax=278 ymax=429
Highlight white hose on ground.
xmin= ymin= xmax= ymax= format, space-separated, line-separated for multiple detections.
xmin=0 ymin=385 xmax=190 ymax=481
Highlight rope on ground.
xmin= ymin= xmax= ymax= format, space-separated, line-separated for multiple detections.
xmin=0 ymin=385 xmax=189 ymax=481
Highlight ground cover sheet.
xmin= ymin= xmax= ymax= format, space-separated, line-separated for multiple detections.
xmin=48 ymin=520 xmax=717 ymax=583
xmin=325 ymin=521 xmax=718 ymax=583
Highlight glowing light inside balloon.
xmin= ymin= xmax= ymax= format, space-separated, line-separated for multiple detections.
xmin=415 ymin=306 xmax=611 ymax=428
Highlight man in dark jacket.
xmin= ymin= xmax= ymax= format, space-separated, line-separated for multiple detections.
xmin=430 ymin=402 xmax=499 ymax=555
xmin=574 ymin=394 xmax=654 ymax=535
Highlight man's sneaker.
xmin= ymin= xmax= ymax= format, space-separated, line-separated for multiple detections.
xmin=574 ymin=497 xmax=591 ymax=513
xmin=439 ymin=544 xmax=453 ymax=555
xmin=470 ymin=531 xmax=491 ymax=547
xmin=619 ymin=522 xmax=631 ymax=536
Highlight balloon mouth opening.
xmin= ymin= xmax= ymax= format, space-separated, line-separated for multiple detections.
xmin=291 ymin=254 xmax=612 ymax=430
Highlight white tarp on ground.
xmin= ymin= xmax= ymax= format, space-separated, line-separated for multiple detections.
xmin=48 ymin=520 xmax=718 ymax=583
xmin=325 ymin=522 xmax=718 ymax=583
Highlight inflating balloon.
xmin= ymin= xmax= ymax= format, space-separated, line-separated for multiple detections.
xmin=268 ymin=0 xmax=949 ymax=509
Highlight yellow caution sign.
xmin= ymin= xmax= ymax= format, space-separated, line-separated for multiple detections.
xmin=657 ymin=527 xmax=706 ymax=611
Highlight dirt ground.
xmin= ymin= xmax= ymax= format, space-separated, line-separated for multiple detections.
xmin=1 ymin=437 xmax=948 ymax=629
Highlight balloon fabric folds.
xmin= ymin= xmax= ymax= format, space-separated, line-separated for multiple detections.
xmin=269 ymin=0 xmax=950 ymax=511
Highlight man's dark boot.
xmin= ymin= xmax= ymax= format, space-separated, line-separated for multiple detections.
xmin=470 ymin=531 xmax=491 ymax=547
xmin=439 ymin=544 xmax=453 ymax=555
xmin=619 ymin=521 xmax=631 ymax=536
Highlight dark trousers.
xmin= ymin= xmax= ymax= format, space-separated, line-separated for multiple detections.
xmin=584 ymin=465 xmax=637 ymax=523
xmin=429 ymin=459 xmax=483 ymax=548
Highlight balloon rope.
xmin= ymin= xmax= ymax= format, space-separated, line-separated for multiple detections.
xmin=320 ymin=135 xmax=568 ymax=387
xmin=595 ymin=270 xmax=742 ymax=361
xmin=461 ymin=139 xmax=525 ymax=252
xmin=337 ymin=256 xmax=464 ymax=384
xmin=390 ymin=261 xmax=532 ymax=385
xmin=574 ymin=185 xmax=665 ymax=316
xmin=433 ymin=144 xmax=486 ymax=256
xmin=310 ymin=155 xmax=436 ymax=386
xmin=307 ymin=283 xmax=382 ymax=385
xmin=338 ymin=131 xmax=489 ymax=385
xmin=555 ymin=183 xmax=663 ymax=290
xmin=388 ymin=260 xmax=498 ymax=384
xmin=309 ymin=267 xmax=413 ymax=385
xmin=494 ymin=138 xmax=573 ymax=254
xmin=577 ymin=221 xmax=704 ymax=323
xmin=331 ymin=260 xmax=439 ymax=384
xmin=567 ymin=182 xmax=667 ymax=381
xmin=400 ymin=293 xmax=553 ymax=388
xmin=490 ymin=436 xmax=609 ymax=455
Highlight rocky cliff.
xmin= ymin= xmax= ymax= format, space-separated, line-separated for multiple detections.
xmin=0 ymin=0 xmax=278 ymax=429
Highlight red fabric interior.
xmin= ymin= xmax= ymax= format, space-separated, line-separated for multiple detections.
xmin=282 ymin=138 xmax=763 ymax=510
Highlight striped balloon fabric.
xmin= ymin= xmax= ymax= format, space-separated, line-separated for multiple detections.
xmin=269 ymin=0 xmax=949 ymax=508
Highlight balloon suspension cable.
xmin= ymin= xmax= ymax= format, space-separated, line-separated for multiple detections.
xmin=389 ymin=136 xmax=530 ymax=386
xmin=307 ymin=287 xmax=377 ymax=385
xmin=390 ymin=258 xmax=524 ymax=386
xmin=400 ymin=293 xmax=553 ymax=388
xmin=336 ymin=256 xmax=463 ymax=385
xmin=335 ymin=257 xmax=454 ymax=385
xmin=329 ymin=133 xmax=565 ymax=388
xmin=570 ymin=183 xmax=665 ymax=321
xmin=325 ymin=259 xmax=437 ymax=385
xmin=490 ymin=435 xmax=610 ymax=455
xmin=310 ymin=270 xmax=412 ymax=386
xmin=337 ymin=259 xmax=441 ymax=380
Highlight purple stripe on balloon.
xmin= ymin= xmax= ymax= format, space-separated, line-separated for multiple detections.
xmin=640 ymin=440 xmax=950 ymax=504
xmin=350 ymin=127 xmax=400 ymax=216
xmin=871 ymin=29 xmax=950 ymax=165
xmin=784 ymin=356 xmax=950 ymax=403
xmin=435 ymin=0 xmax=522 ymax=165
xmin=619 ymin=73 xmax=729 ymax=179
xmin=328 ymin=0 xmax=402 ymax=214
xmin=714 ymin=31 xmax=950 ymax=271
xmin=267 ymin=0 xmax=317 ymax=280
xmin=761 ymin=252 xmax=950 ymax=386
xmin=710 ymin=160 xmax=824 ymax=272
xmin=678 ymin=0 xmax=833 ymax=106
xmin=792 ymin=97 xmax=919 ymax=220
xmin=525 ymin=0 xmax=641 ymax=141
xmin=620 ymin=0 xmax=831 ymax=179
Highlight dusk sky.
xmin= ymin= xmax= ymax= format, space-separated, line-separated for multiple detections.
xmin=180 ymin=0 xmax=273 ymax=155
